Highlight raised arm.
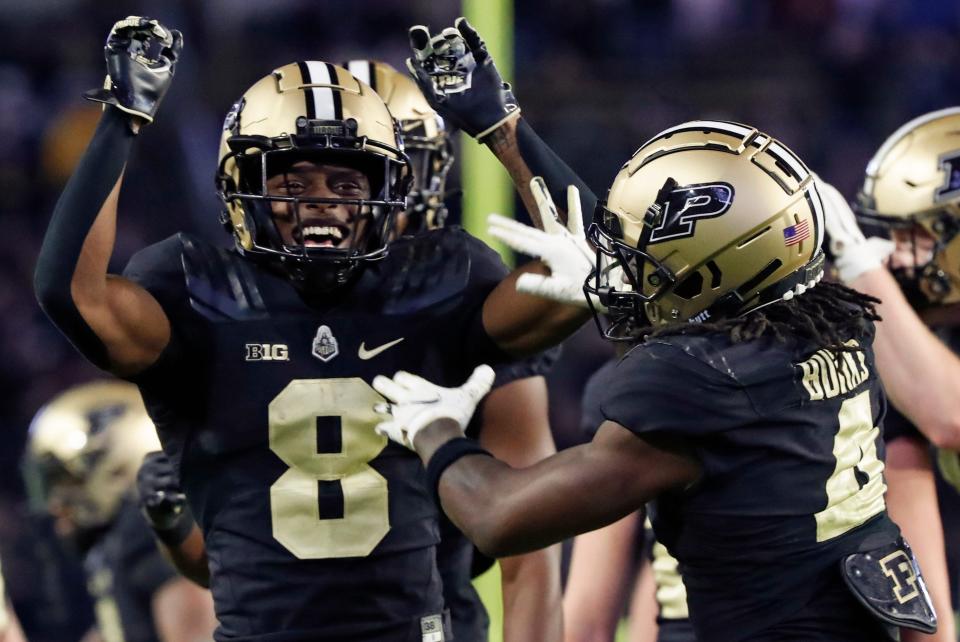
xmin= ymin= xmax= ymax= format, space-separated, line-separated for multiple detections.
xmin=822 ymin=180 xmax=960 ymax=449
xmin=407 ymin=18 xmax=597 ymax=228
xmin=372 ymin=368 xmax=701 ymax=558
xmin=34 ymin=17 xmax=181 ymax=376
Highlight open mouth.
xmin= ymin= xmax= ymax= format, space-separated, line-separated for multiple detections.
xmin=294 ymin=221 xmax=350 ymax=248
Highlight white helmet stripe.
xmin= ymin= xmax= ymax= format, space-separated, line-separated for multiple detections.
xmin=346 ymin=60 xmax=371 ymax=86
xmin=303 ymin=60 xmax=337 ymax=120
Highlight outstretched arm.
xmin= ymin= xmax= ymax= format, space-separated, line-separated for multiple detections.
xmin=372 ymin=366 xmax=700 ymax=558
xmin=34 ymin=17 xmax=181 ymax=376
xmin=422 ymin=420 xmax=697 ymax=558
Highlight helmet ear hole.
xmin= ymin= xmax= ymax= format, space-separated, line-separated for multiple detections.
xmin=674 ymin=272 xmax=704 ymax=300
xmin=706 ymin=260 xmax=722 ymax=289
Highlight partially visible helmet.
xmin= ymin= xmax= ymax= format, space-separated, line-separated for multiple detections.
xmin=25 ymin=381 xmax=160 ymax=530
xmin=856 ymin=107 xmax=960 ymax=306
xmin=586 ymin=120 xmax=825 ymax=338
xmin=217 ymin=61 xmax=412 ymax=290
xmin=342 ymin=60 xmax=452 ymax=232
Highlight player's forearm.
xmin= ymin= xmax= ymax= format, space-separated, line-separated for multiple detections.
xmin=485 ymin=118 xmax=597 ymax=229
xmin=884 ymin=439 xmax=956 ymax=642
xmin=482 ymin=262 xmax=591 ymax=357
xmin=156 ymin=527 xmax=210 ymax=588
xmin=499 ymin=547 xmax=563 ymax=642
xmin=153 ymin=576 xmax=217 ymax=642
xmin=35 ymin=107 xmax=135 ymax=368
xmin=851 ymin=268 xmax=960 ymax=448
xmin=563 ymin=514 xmax=640 ymax=642
xmin=417 ymin=429 xmax=643 ymax=559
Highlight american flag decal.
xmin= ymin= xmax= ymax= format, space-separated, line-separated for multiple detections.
xmin=783 ymin=220 xmax=810 ymax=246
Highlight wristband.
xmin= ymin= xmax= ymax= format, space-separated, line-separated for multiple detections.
xmin=426 ymin=437 xmax=492 ymax=505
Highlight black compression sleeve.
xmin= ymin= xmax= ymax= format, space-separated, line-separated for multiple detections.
xmin=515 ymin=118 xmax=598 ymax=227
xmin=34 ymin=107 xmax=136 ymax=369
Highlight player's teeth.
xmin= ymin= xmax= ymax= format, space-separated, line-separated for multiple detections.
xmin=302 ymin=226 xmax=343 ymax=239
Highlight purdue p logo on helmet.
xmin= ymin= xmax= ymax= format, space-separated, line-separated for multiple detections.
xmin=586 ymin=120 xmax=825 ymax=334
xmin=856 ymin=107 xmax=960 ymax=306
xmin=216 ymin=62 xmax=412 ymax=290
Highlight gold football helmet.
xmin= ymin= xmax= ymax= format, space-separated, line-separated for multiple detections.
xmin=856 ymin=107 xmax=960 ymax=306
xmin=586 ymin=120 xmax=825 ymax=336
xmin=26 ymin=380 xmax=160 ymax=529
xmin=342 ymin=60 xmax=452 ymax=232
xmin=216 ymin=61 xmax=411 ymax=289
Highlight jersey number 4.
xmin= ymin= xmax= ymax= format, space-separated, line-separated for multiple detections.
xmin=815 ymin=390 xmax=886 ymax=542
xmin=268 ymin=378 xmax=389 ymax=559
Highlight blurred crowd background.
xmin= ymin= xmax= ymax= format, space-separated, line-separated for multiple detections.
xmin=2 ymin=0 xmax=960 ymax=639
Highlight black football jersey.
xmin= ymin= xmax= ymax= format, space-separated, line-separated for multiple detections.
xmin=83 ymin=500 xmax=178 ymax=642
xmin=122 ymin=227 xmax=511 ymax=642
xmin=599 ymin=330 xmax=900 ymax=642
xmin=440 ymin=351 xmax=559 ymax=642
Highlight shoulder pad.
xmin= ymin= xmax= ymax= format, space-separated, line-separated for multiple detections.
xmin=379 ymin=227 xmax=481 ymax=315
xmin=180 ymin=235 xmax=268 ymax=321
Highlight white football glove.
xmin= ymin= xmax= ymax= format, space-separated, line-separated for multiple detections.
xmin=487 ymin=177 xmax=594 ymax=308
xmin=372 ymin=365 xmax=496 ymax=450
xmin=818 ymin=178 xmax=894 ymax=284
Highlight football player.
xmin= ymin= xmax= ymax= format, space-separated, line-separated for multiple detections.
xmin=34 ymin=16 xmax=590 ymax=642
xmin=820 ymin=107 xmax=960 ymax=642
xmin=24 ymin=380 xmax=216 ymax=642
xmin=134 ymin=57 xmax=565 ymax=642
xmin=372 ymin=121 xmax=939 ymax=641
xmin=345 ymin=58 xmax=562 ymax=642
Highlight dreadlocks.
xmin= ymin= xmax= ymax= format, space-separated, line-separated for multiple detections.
xmin=649 ymin=281 xmax=881 ymax=351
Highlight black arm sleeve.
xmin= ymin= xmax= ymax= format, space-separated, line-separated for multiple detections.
xmin=515 ymin=118 xmax=598 ymax=225
xmin=34 ymin=107 xmax=136 ymax=369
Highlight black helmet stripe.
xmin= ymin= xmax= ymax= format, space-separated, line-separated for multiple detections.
xmin=295 ymin=61 xmax=344 ymax=120
xmin=296 ymin=61 xmax=317 ymax=118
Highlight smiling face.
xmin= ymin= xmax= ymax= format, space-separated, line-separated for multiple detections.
xmin=265 ymin=160 xmax=374 ymax=249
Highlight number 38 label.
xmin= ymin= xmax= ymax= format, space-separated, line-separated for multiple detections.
xmin=269 ymin=378 xmax=389 ymax=559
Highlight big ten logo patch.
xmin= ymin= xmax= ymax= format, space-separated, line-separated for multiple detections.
xmin=880 ymin=550 xmax=920 ymax=604
xmin=245 ymin=343 xmax=289 ymax=361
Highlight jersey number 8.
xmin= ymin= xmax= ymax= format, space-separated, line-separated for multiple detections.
xmin=269 ymin=378 xmax=389 ymax=559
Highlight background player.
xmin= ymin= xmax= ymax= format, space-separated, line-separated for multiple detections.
xmin=25 ymin=380 xmax=215 ymax=642
xmin=821 ymin=109 xmax=960 ymax=641
xmin=373 ymin=121 xmax=937 ymax=641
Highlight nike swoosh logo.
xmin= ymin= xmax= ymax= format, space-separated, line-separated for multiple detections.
xmin=358 ymin=337 xmax=405 ymax=360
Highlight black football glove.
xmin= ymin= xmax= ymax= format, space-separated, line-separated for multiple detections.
xmin=137 ymin=450 xmax=195 ymax=546
xmin=84 ymin=16 xmax=183 ymax=128
xmin=406 ymin=17 xmax=519 ymax=140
